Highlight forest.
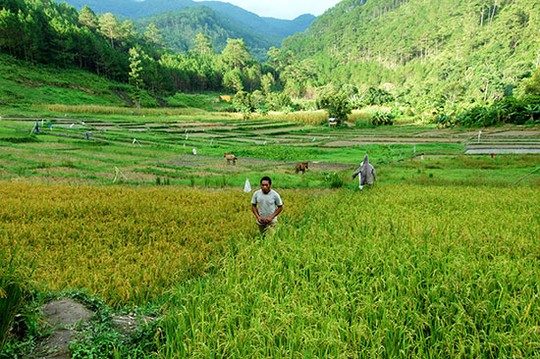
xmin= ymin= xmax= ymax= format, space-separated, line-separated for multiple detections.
xmin=0 ymin=0 xmax=539 ymax=126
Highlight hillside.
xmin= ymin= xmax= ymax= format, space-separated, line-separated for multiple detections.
xmin=60 ymin=0 xmax=316 ymax=58
xmin=283 ymin=0 xmax=540 ymax=107
xmin=135 ymin=7 xmax=276 ymax=59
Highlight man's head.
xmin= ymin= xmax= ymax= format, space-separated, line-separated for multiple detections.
xmin=260 ymin=176 xmax=272 ymax=193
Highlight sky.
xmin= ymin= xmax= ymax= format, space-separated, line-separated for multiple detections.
xmin=194 ymin=0 xmax=342 ymax=20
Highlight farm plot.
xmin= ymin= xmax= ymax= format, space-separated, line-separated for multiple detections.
xmin=1 ymin=116 xmax=539 ymax=187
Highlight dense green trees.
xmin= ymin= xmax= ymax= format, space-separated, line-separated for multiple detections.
xmin=0 ymin=0 xmax=538 ymax=126
xmin=0 ymin=0 xmax=268 ymax=95
xmin=283 ymin=0 xmax=540 ymax=112
xmin=316 ymin=87 xmax=352 ymax=124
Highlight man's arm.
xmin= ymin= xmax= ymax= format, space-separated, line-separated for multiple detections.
xmin=252 ymin=203 xmax=263 ymax=223
xmin=267 ymin=205 xmax=283 ymax=223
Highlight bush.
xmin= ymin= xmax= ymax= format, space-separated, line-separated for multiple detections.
xmin=363 ymin=87 xmax=395 ymax=106
xmin=450 ymin=95 xmax=540 ymax=127
xmin=323 ymin=172 xmax=344 ymax=188
xmin=371 ymin=110 xmax=395 ymax=126
xmin=316 ymin=91 xmax=352 ymax=124
xmin=267 ymin=92 xmax=293 ymax=111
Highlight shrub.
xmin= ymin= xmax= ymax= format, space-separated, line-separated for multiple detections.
xmin=267 ymin=92 xmax=293 ymax=111
xmin=323 ymin=172 xmax=344 ymax=188
xmin=371 ymin=110 xmax=395 ymax=126
xmin=316 ymin=91 xmax=352 ymax=124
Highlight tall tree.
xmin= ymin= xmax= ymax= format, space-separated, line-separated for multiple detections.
xmin=98 ymin=12 xmax=121 ymax=48
xmin=219 ymin=38 xmax=252 ymax=71
xmin=78 ymin=5 xmax=98 ymax=30
xmin=193 ymin=33 xmax=213 ymax=56
xmin=144 ymin=23 xmax=163 ymax=48
xmin=129 ymin=46 xmax=144 ymax=108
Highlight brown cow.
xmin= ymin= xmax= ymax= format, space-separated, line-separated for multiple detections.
xmin=295 ymin=162 xmax=309 ymax=174
xmin=224 ymin=153 xmax=237 ymax=165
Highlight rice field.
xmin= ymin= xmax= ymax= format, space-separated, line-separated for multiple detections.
xmin=1 ymin=182 xmax=538 ymax=357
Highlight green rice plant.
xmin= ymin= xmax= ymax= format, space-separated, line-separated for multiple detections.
xmin=323 ymin=171 xmax=344 ymax=188
xmin=0 ymin=249 xmax=34 ymax=350
xmin=217 ymin=175 xmax=229 ymax=188
xmin=159 ymin=185 xmax=539 ymax=357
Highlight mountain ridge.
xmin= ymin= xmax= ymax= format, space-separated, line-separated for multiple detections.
xmin=60 ymin=0 xmax=315 ymax=57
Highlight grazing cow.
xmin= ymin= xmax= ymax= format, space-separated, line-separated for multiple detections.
xmin=224 ymin=153 xmax=237 ymax=165
xmin=295 ymin=162 xmax=309 ymax=174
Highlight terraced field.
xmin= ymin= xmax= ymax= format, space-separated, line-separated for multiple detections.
xmin=1 ymin=114 xmax=539 ymax=187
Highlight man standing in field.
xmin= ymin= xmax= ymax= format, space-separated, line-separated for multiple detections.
xmin=251 ymin=176 xmax=283 ymax=234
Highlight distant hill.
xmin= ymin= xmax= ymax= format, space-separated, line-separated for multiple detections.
xmin=282 ymin=0 xmax=540 ymax=106
xmin=134 ymin=7 xmax=276 ymax=59
xmin=60 ymin=0 xmax=316 ymax=58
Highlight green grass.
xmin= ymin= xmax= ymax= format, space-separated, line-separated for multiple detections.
xmin=0 ymin=114 xmax=538 ymax=188
xmin=0 ymin=249 xmax=34 ymax=351
xmin=0 ymin=54 xmax=127 ymax=109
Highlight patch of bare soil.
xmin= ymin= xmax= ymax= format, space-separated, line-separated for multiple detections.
xmin=169 ymin=155 xmax=354 ymax=174
xmin=34 ymin=298 xmax=93 ymax=359
xmin=32 ymin=298 xmax=156 ymax=358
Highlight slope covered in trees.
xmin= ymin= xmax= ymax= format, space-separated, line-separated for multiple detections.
xmin=1 ymin=0 xmax=538 ymax=126
xmin=0 ymin=0 xmax=268 ymax=94
xmin=61 ymin=0 xmax=316 ymax=59
xmin=135 ymin=7 xmax=275 ymax=60
xmin=283 ymin=0 xmax=540 ymax=108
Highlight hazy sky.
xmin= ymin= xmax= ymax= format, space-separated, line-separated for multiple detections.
xmin=194 ymin=0 xmax=342 ymax=20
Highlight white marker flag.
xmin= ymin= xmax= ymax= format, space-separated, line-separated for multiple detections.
xmin=244 ymin=178 xmax=252 ymax=193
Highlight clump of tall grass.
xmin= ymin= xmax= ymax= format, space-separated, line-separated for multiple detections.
xmin=0 ymin=249 xmax=34 ymax=350
xmin=323 ymin=171 xmax=344 ymax=188
xmin=43 ymin=104 xmax=208 ymax=117
xmin=263 ymin=110 xmax=328 ymax=125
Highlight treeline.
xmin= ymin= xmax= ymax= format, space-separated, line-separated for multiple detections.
xmin=1 ymin=0 xmax=539 ymax=127
xmin=0 ymin=0 xmax=303 ymax=97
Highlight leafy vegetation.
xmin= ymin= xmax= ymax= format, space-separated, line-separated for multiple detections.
xmin=283 ymin=0 xmax=540 ymax=123
xmin=0 ymin=250 xmax=34 ymax=351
